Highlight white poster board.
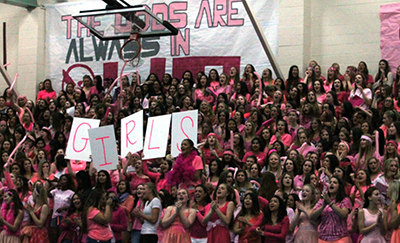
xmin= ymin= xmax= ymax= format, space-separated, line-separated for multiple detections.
xmin=143 ymin=114 xmax=171 ymax=160
xmin=171 ymin=110 xmax=198 ymax=157
xmin=65 ymin=118 xmax=100 ymax=161
xmin=121 ymin=110 xmax=144 ymax=157
xmin=88 ymin=125 xmax=119 ymax=171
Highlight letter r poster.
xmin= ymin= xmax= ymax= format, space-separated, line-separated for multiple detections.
xmin=45 ymin=0 xmax=279 ymax=91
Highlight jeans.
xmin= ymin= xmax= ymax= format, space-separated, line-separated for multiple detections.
xmin=139 ymin=234 xmax=158 ymax=243
xmin=86 ymin=236 xmax=111 ymax=243
xmin=131 ymin=230 xmax=141 ymax=243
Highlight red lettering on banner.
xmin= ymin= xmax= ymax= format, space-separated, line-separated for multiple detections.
xmin=62 ymin=15 xmax=74 ymax=39
xmin=148 ymin=120 xmax=160 ymax=150
xmin=177 ymin=116 xmax=194 ymax=152
xmin=77 ymin=17 xmax=91 ymax=38
xmin=227 ymin=0 xmax=244 ymax=26
xmin=213 ymin=0 xmax=227 ymax=27
xmin=72 ymin=123 xmax=91 ymax=153
xmin=171 ymin=28 xmax=190 ymax=56
xmin=126 ymin=120 xmax=137 ymax=147
xmin=195 ymin=0 xmax=213 ymax=28
xmin=96 ymin=136 xmax=113 ymax=166
xmin=169 ymin=2 xmax=188 ymax=28
xmin=152 ymin=3 xmax=169 ymax=31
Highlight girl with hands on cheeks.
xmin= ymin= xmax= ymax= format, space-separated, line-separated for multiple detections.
xmin=201 ymin=183 xmax=235 ymax=243
xmin=289 ymin=184 xmax=318 ymax=243
xmin=161 ymin=189 xmax=196 ymax=243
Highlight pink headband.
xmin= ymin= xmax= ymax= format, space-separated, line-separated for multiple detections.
xmin=17 ymin=95 xmax=27 ymax=102
xmin=339 ymin=141 xmax=350 ymax=152
xmin=341 ymin=117 xmax=349 ymax=124
xmin=268 ymin=149 xmax=277 ymax=156
xmin=329 ymin=66 xmax=337 ymax=72
xmin=361 ymin=135 xmax=372 ymax=143
xmin=386 ymin=140 xmax=398 ymax=148
xmin=207 ymin=133 xmax=217 ymax=138
xmin=223 ymin=150 xmax=234 ymax=156
xmin=288 ymin=109 xmax=300 ymax=116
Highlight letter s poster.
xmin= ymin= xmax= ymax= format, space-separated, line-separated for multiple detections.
xmin=45 ymin=0 xmax=279 ymax=91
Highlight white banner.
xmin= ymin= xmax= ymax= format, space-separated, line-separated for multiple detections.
xmin=88 ymin=125 xmax=119 ymax=171
xmin=121 ymin=110 xmax=144 ymax=157
xmin=65 ymin=117 xmax=100 ymax=161
xmin=171 ymin=110 xmax=198 ymax=157
xmin=45 ymin=0 xmax=279 ymax=91
xmin=143 ymin=114 xmax=171 ymax=159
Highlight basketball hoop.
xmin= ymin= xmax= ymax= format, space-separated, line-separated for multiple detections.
xmin=119 ymin=33 xmax=142 ymax=68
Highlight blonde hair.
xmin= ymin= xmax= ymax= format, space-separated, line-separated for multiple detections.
xmin=388 ymin=181 xmax=400 ymax=203
xmin=37 ymin=160 xmax=50 ymax=179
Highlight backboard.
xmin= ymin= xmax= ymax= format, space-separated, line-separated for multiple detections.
xmin=72 ymin=4 xmax=178 ymax=40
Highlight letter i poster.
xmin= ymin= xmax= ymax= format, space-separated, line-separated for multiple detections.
xmin=88 ymin=125 xmax=119 ymax=171
xmin=45 ymin=0 xmax=279 ymax=91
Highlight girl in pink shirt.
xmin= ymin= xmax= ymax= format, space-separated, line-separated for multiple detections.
xmin=82 ymin=189 xmax=114 ymax=243
xmin=194 ymin=74 xmax=215 ymax=104
xmin=269 ymin=120 xmax=293 ymax=149
xmin=37 ymin=79 xmax=57 ymax=102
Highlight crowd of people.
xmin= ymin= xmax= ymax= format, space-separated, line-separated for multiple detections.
xmin=0 ymin=59 xmax=400 ymax=243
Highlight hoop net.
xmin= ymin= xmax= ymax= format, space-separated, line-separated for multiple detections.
xmin=119 ymin=33 xmax=142 ymax=68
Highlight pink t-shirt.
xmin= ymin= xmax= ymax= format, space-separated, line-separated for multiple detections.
xmin=87 ymin=207 xmax=113 ymax=241
xmin=37 ymin=90 xmax=57 ymax=102
xmin=269 ymin=133 xmax=293 ymax=148
xmin=50 ymin=188 xmax=74 ymax=218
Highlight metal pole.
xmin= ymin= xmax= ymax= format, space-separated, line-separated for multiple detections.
xmin=3 ymin=22 xmax=6 ymax=70
xmin=241 ymin=0 xmax=284 ymax=79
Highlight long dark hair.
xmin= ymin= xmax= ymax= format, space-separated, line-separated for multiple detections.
xmin=82 ymin=189 xmax=105 ymax=233
xmin=117 ymin=180 xmax=131 ymax=195
xmin=363 ymin=187 xmax=379 ymax=208
xmin=259 ymin=171 xmax=278 ymax=201
xmin=66 ymin=193 xmax=84 ymax=216
xmin=76 ymin=171 xmax=92 ymax=194
xmin=5 ymin=189 xmax=24 ymax=218
xmin=286 ymin=65 xmax=300 ymax=89
xmin=329 ymin=176 xmax=347 ymax=203
xmin=265 ymin=195 xmax=287 ymax=224
xmin=95 ymin=170 xmax=112 ymax=191
xmin=236 ymin=192 xmax=260 ymax=218
xmin=194 ymin=184 xmax=212 ymax=206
